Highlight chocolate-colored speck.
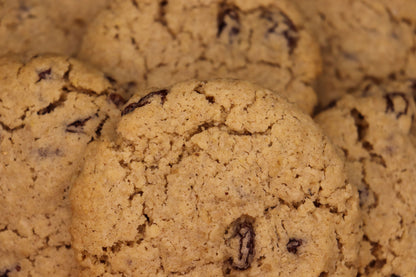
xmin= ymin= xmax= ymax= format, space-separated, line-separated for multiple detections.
xmin=390 ymin=274 xmax=401 ymax=277
xmin=121 ymin=89 xmax=169 ymax=116
xmin=36 ymin=68 xmax=52 ymax=83
xmin=206 ymin=96 xmax=215 ymax=103
xmin=0 ymin=269 xmax=10 ymax=277
xmin=15 ymin=265 xmax=21 ymax=272
xmin=286 ymin=238 xmax=302 ymax=254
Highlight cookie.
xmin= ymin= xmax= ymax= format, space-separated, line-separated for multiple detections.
xmin=70 ymin=79 xmax=361 ymax=276
xmin=0 ymin=0 xmax=110 ymax=58
xmin=0 ymin=55 xmax=124 ymax=276
xmin=315 ymin=84 xmax=416 ymax=276
xmin=292 ymin=0 xmax=416 ymax=107
xmin=78 ymin=0 xmax=321 ymax=114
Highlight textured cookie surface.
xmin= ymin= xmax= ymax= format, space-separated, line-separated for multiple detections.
xmin=315 ymin=84 xmax=416 ymax=276
xmin=78 ymin=0 xmax=321 ymax=114
xmin=292 ymin=0 xmax=416 ymax=107
xmin=0 ymin=55 xmax=124 ymax=276
xmin=0 ymin=0 xmax=110 ymax=58
xmin=71 ymin=79 xmax=360 ymax=276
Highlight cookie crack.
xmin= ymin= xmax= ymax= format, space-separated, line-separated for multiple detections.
xmin=0 ymin=121 xmax=24 ymax=133
xmin=36 ymin=92 xmax=67 ymax=116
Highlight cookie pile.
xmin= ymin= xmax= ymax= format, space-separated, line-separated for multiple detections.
xmin=0 ymin=0 xmax=415 ymax=276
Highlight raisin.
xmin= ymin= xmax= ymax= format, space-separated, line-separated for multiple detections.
xmin=390 ymin=274 xmax=401 ymax=277
xmin=108 ymin=93 xmax=126 ymax=106
xmin=121 ymin=89 xmax=169 ymax=116
xmin=350 ymin=109 xmax=369 ymax=141
xmin=384 ymin=92 xmax=409 ymax=118
xmin=260 ymin=9 xmax=298 ymax=54
xmin=217 ymin=4 xmax=240 ymax=42
xmin=95 ymin=115 xmax=109 ymax=137
xmin=280 ymin=12 xmax=298 ymax=54
xmin=224 ymin=215 xmax=255 ymax=272
xmin=36 ymin=68 xmax=52 ymax=83
xmin=286 ymin=238 xmax=302 ymax=254
xmin=66 ymin=117 xmax=92 ymax=133
xmin=260 ymin=10 xmax=279 ymax=35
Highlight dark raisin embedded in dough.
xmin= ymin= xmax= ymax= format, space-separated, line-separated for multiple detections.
xmin=286 ymin=238 xmax=302 ymax=254
xmin=390 ymin=274 xmax=401 ymax=277
xmin=108 ymin=93 xmax=126 ymax=106
xmin=121 ymin=89 xmax=169 ymax=116
xmin=350 ymin=108 xmax=369 ymax=141
xmin=0 ymin=269 xmax=10 ymax=277
xmin=358 ymin=187 xmax=369 ymax=207
xmin=384 ymin=92 xmax=409 ymax=118
xmin=206 ymin=96 xmax=215 ymax=103
xmin=260 ymin=10 xmax=279 ymax=35
xmin=95 ymin=115 xmax=109 ymax=137
xmin=260 ymin=9 xmax=299 ymax=54
xmin=280 ymin=12 xmax=299 ymax=54
xmin=224 ymin=215 xmax=255 ymax=272
xmin=368 ymin=258 xmax=386 ymax=269
xmin=66 ymin=116 xmax=92 ymax=133
xmin=217 ymin=4 xmax=240 ymax=41
xmin=36 ymin=68 xmax=52 ymax=83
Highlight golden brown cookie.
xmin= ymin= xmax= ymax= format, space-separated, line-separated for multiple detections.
xmin=71 ymin=79 xmax=361 ymax=276
xmin=78 ymin=0 xmax=321 ymax=114
xmin=0 ymin=0 xmax=110 ymax=58
xmin=293 ymin=0 xmax=416 ymax=107
xmin=0 ymin=55 xmax=124 ymax=276
xmin=315 ymin=83 xmax=416 ymax=276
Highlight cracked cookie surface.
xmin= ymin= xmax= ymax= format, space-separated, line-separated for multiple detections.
xmin=0 ymin=0 xmax=111 ymax=58
xmin=78 ymin=0 xmax=321 ymax=114
xmin=315 ymin=83 xmax=416 ymax=276
xmin=70 ymin=79 xmax=360 ymax=276
xmin=0 ymin=55 xmax=124 ymax=276
xmin=292 ymin=0 xmax=416 ymax=107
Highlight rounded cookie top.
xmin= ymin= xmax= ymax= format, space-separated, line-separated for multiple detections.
xmin=0 ymin=55 xmax=124 ymax=276
xmin=70 ymin=79 xmax=360 ymax=276
xmin=78 ymin=0 xmax=321 ymax=114
xmin=315 ymin=83 xmax=416 ymax=276
xmin=292 ymin=0 xmax=416 ymax=106
xmin=0 ymin=0 xmax=110 ymax=57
